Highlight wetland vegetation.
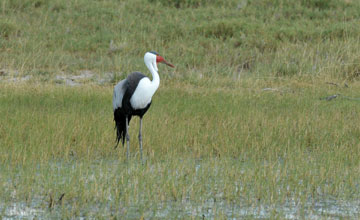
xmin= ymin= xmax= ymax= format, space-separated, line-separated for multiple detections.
xmin=1 ymin=0 xmax=360 ymax=218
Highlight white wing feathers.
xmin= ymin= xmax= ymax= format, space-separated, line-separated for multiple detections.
xmin=130 ymin=77 xmax=154 ymax=110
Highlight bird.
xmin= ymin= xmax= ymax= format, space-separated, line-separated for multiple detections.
xmin=113 ymin=51 xmax=174 ymax=161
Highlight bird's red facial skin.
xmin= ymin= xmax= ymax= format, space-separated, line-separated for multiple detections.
xmin=156 ymin=55 xmax=164 ymax=63
xmin=156 ymin=55 xmax=175 ymax=68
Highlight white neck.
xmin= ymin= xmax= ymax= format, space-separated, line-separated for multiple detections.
xmin=145 ymin=59 xmax=160 ymax=93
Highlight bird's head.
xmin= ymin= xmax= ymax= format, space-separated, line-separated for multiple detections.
xmin=144 ymin=51 xmax=174 ymax=72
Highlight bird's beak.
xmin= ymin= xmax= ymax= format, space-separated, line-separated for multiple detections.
xmin=162 ymin=59 xmax=175 ymax=68
xmin=157 ymin=55 xmax=175 ymax=68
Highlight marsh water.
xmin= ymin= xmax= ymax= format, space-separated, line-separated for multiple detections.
xmin=2 ymin=196 xmax=360 ymax=219
xmin=1 ymin=160 xmax=359 ymax=219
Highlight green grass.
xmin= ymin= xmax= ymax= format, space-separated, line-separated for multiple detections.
xmin=2 ymin=0 xmax=360 ymax=80
xmin=0 ymin=80 xmax=359 ymax=218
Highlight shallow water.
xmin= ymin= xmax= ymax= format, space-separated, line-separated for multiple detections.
xmin=1 ymin=160 xmax=359 ymax=219
xmin=151 ymin=198 xmax=360 ymax=219
xmin=2 ymin=196 xmax=359 ymax=219
xmin=3 ymin=203 xmax=44 ymax=220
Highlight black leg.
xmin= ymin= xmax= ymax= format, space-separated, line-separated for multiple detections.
xmin=139 ymin=117 xmax=143 ymax=162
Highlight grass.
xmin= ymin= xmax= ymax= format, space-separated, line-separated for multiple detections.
xmin=2 ymin=0 xmax=360 ymax=80
xmin=1 ymin=0 xmax=360 ymax=218
xmin=0 ymin=79 xmax=360 ymax=218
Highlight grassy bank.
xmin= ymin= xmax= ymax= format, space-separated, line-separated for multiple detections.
xmin=0 ymin=80 xmax=359 ymax=218
xmin=1 ymin=0 xmax=360 ymax=81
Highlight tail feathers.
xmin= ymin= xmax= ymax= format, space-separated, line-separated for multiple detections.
xmin=114 ymin=109 xmax=131 ymax=148
xmin=114 ymin=109 xmax=125 ymax=148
